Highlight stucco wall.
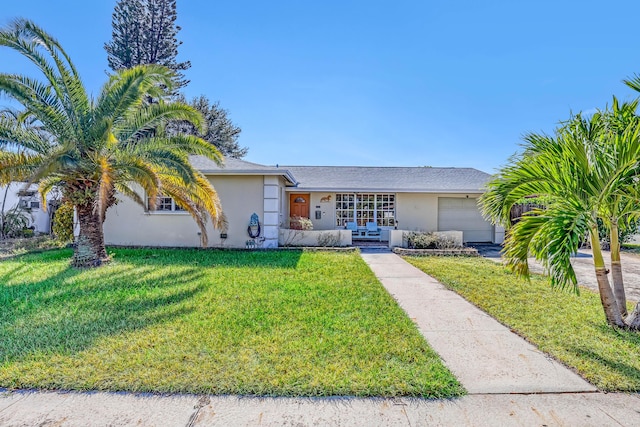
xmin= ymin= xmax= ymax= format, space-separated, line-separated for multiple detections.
xmin=396 ymin=193 xmax=438 ymax=231
xmin=103 ymin=175 xmax=265 ymax=248
xmin=278 ymin=229 xmax=351 ymax=247
xmin=307 ymin=192 xmax=335 ymax=230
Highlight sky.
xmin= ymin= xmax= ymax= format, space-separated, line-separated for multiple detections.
xmin=1 ymin=1 xmax=640 ymax=173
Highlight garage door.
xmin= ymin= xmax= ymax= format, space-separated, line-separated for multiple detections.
xmin=438 ymin=197 xmax=493 ymax=243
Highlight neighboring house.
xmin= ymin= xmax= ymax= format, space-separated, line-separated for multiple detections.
xmin=103 ymin=156 xmax=503 ymax=248
xmin=0 ymin=182 xmax=58 ymax=235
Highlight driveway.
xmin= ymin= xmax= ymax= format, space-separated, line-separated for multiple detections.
xmin=472 ymin=244 xmax=640 ymax=303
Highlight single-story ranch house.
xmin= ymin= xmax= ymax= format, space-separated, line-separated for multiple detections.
xmin=103 ymin=156 xmax=504 ymax=248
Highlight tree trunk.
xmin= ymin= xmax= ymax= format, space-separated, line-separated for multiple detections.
xmin=590 ymin=226 xmax=626 ymax=328
xmin=625 ymin=302 xmax=640 ymax=329
xmin=609 ymin=222 xmax=627 ymax=316
xmin=0 ymin=184 xmax=9 ymax=239
xmin=72 ymin=203 xmax=108 ymax=268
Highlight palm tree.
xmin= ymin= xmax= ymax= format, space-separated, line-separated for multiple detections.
xmin=590 ymin=98 xmax=640 ymax=317
xmin=480 ymin=104 xmax=640 ymax=329
xmin=0 ymin=19 xmax=226 ymax=267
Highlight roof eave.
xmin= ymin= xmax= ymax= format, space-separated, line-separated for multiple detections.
xmin=201 ymin=169 xmax=298 ymax=186
xmin=286 ymin=187 xmax=485 ymax=194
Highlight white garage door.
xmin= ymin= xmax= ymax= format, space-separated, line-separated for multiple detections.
xmin=438 ymin=197 xmax=493 ymax=243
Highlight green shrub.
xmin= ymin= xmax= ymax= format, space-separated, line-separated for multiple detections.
xmin=52 ymin=202 xmax=74 ymax=243
xmin=406 ymin=231 xmax=438 ymax=249
xmin=0 ymin=207 xmax=32 ymax=239
xmin=20 ymin=228 xmax=34 ymax=238
xmin=405 ymin=231 xmax=462 ymax=249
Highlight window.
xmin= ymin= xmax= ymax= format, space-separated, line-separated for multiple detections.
xmin=335 ymin=193 xmax=355 ymax=226
xmin=18 ymin=199 xmax=40 ymax=210
xmin=335 ymin=193 xmax=395 ymax=227
xmin=148 ymin=196 xmax=185 ymax=212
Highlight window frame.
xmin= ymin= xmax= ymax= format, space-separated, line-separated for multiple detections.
xmin=147 ymin=195 xmax=187 ymax=213
xmin=335 ymin=193 xmax=396 ymax=227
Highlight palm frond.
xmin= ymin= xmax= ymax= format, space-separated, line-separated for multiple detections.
xmin=0 ymin=151 xmax=44 ymax=183
xmin=116 ymin=102 xmax=204 ymax=144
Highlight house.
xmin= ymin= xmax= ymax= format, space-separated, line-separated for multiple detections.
xmin=0 ymin=182 xmax=58 ymax=235
xmin=103 ymin=156 xmax=503 ymax=248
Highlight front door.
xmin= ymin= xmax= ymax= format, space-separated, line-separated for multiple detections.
xmin=289 ymin=193 xmax=310 ymax=229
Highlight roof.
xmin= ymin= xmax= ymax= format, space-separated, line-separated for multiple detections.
xmin=189 ymin=155 xmax=297 ymax=185
xmin=190 ymin=156 xmax=491 ymax=193
xmin=280 ymin=165 xmax=491 ymax=193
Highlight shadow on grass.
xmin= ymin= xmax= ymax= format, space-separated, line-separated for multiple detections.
xmin=0 ymin=247 xmax=306 ymax=365
xmin=568 ymin=323 xmax=640 ymax=390
xmin=108 ymin=246 xmax=304 ymax=269
xmin=0 ymin=255 xmax=207 ymax=364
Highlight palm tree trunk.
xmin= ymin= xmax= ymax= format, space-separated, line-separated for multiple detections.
xmin=590 ymin=225 xmax=626 ymax=328
xmin=609 ymin=222 xmax=627 ymax=316
xmin=625 ymin=303 xmax=640 ymax=329
xmin=0 ymin=184 xmax=9 ymax=239
xmin=72 ymin=202 xmax=107 ymax=268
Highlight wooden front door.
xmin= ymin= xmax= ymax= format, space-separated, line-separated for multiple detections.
xmin=289 ymin=193 xmax=310 ymax=229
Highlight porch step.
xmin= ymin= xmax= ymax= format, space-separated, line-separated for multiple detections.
xmin=352 ymin=240 xmax=390 ymax=252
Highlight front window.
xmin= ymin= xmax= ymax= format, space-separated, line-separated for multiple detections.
xmin=335 ymin=193 xmax=395 ymax=227
xmin=148 ymin=195 xmax=185 ymax=212
xmin=335 ymin=193 xmax=355 ymax=226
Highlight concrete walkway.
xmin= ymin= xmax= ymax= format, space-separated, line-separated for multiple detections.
xmin=2 ymin=251 xmax=640 ymax=426
xmin=360 ymin=251 xmax=596 ymax=394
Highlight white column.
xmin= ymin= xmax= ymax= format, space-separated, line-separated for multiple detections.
xmin=263 ymin=176 xmax=280 ymax=248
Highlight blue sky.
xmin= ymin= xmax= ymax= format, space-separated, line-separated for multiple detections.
xmin=1 ymin=1 xmax=639 ymax=173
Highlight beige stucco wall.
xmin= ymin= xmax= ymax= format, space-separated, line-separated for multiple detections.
xmin=396 ymin=192 xmax=485 ymax=232
xmin=307 ymin=192 xmax=336 ymax=230
xmin=278 ymin=229 xmax=351 ymax=247
xmin=103 ymin=175 xmax=266 ymax=248
xmin=396 ymin=193 xmax=438 ymax=231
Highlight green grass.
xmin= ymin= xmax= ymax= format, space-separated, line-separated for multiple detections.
xmin=404 ymin=256 xmax=640 ymax=391
xmin=0 ymin=248 xmax=462 ymax=397
xmin=0 ymin=236 xmax=65 ymax=259
xmin=622 ymin=243 xmax=640 ymax=255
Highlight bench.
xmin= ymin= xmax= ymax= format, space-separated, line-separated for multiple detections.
xmin=347 ymin=222 xmax=382 ymax=241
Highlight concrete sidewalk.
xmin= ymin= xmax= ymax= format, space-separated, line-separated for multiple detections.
xmin=2 ymin=389 xmax=640 ymax=426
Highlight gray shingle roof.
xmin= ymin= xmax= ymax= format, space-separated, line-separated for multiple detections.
xmin=190 ymin=156 xmax=491 ymax=192
xmin=189 ymin=155 xmax=277 ymax=172
xmin=281 ymin=166 xmax=491 ymax=193
xmin=189 ymin=155 xmax=298 ymax=184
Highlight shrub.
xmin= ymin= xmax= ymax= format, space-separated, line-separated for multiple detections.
xmin=288 ymin=216 xmax=313 ymax=231
xmin=405 ymin=231 xmax=462 ymax=249
xmin=52 ymin=202 xmax=74 ymax=243
xmin=0 ymin=207 xmax=32 ymax=239
xmin=20 ymin=228 xmax=34 ymax=238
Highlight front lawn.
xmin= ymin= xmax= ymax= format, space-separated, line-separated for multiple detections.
xmin=404 ymin=256 xmax=640 ymax=391
xmin=622 ymin=243 xmax=640 ymax=255
xmin=0 ymin=248 xmax=462 ymax=397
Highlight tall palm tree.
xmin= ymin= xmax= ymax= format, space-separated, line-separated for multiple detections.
xmin=588 ymin=98 xmax=640 ymax=316
xmin=480 ymin=104 xmax=640 ymax=329
xmin=0 ymin=19 xmax=226 ymax=267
